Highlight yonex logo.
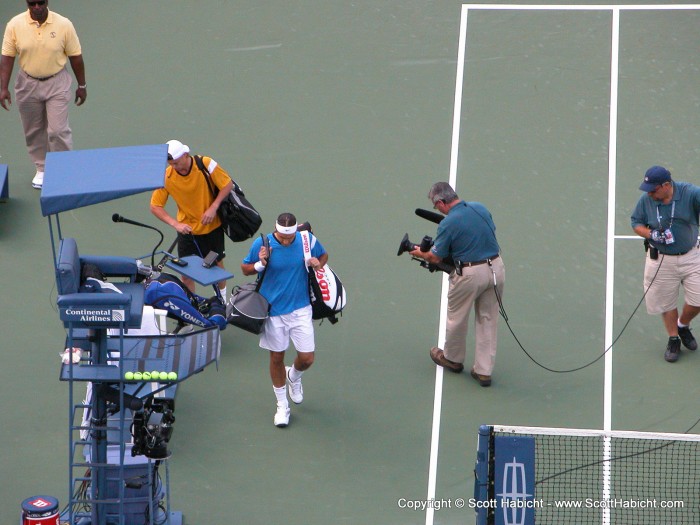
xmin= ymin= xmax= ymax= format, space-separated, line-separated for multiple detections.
xmin=161 ymin=301 xmax=206 ymax=327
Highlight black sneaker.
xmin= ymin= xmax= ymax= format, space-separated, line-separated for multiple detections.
xmin=678 ymin=326 xmax=697 ymax=351
xmin=665 ymin=337 xmax=681 ymax=362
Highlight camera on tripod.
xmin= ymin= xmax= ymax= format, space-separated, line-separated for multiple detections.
xmin=131 ymin=398 xmax=176 ymax=460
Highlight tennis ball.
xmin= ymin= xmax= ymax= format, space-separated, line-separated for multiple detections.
xmin=124 ymin=371 xmax=134 ymax=381
xmin=151 ymin=370 xmax=160 ymax=380
xmin=159 ymin=371 xmax=169 ymax=381
xmin=133 ymin=371 xmax=143 ymax=381
xmin=142 ymin=371 xmax=151 ymax=380
xmin=167 ymin=372 xmax=178 ymax=381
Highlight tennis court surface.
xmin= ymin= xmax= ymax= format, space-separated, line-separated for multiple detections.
xmin=1 ymin=2 xmax=700 ymax=524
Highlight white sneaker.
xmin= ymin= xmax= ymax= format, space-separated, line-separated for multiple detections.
xmin=285 ymin=366 xmax=303 ymax=404
xmin=32 ymin=171 xmax=44 ymax=189
xmin=274 ymin=404 xmax=290 ymax=427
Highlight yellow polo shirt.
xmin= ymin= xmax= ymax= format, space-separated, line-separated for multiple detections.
xmin=1 ymin=10 xmax=82 ymax=78
xmin=151 ymin=156 xmax=233 ymax=236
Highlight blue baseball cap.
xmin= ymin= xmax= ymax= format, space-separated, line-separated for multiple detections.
xmin=639 ymin=165 xmax=671 ymax=192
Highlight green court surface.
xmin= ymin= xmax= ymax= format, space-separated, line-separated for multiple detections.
xmin=1 ymin=2 xmax=700 ymax=524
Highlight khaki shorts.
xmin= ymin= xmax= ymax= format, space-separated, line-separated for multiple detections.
xmin=644 ymin=247 xmax=700 ymax=315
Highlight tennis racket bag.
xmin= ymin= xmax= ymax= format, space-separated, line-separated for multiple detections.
xmin=145 ymin=274 xmax=227 ymax=330
xmin=308 ymin=264 xmax=346 ymax=323
xmin=195 ymin=155 xmax=262 ymax=242
xmin=300 ymin=230 xmax=347 ymax=324
xmin=219 ymin=182 xmax=263 ymax=242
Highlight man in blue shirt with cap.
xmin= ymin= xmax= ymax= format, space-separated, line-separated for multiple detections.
xmin=631 ymin=165 xmax=700 ymax=362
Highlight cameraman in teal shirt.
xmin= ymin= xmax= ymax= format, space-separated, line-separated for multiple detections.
xmin=411 ymin=182 xmax=505 ymax=387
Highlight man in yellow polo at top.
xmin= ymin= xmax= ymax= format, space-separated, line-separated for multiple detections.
xmin=1 ymin=0 xmax=87 ymax=190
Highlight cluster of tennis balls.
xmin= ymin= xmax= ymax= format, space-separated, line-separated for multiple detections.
xmin=124 ymin=370 xmax=178 ymax=381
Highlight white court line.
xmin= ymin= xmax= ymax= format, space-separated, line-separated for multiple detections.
xmin=425 ymin=5 xmax=700 ymax=525
xmin=602 ymin=10 xmax=620 ymax=524
xmin=425 ymin=6 xmax=469 ymax=525
xmin=461 ymin=4 xmax=700 ymax=10
xmin=604 ymin=8 xmax=621 ymax=432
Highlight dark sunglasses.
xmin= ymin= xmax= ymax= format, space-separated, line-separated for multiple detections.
xmin=27 ymin=1 xmax=46 ymax=6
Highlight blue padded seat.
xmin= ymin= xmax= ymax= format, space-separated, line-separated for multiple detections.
xmin=55 ymin=238 xmax=144 ymax=328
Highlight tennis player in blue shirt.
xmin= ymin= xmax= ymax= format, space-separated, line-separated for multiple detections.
xmin=242 ymin=212 xmax=328 ymax=427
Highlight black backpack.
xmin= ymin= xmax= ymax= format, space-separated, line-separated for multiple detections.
xmin=195 ymin=155 xmax=262 ymax=242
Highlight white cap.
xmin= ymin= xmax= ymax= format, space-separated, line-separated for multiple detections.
xmin=166 ymin=139 xmax=190 ymax=160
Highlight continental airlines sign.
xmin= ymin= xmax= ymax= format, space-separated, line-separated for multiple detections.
xmin=61 ymin=307 xmax=126 ymax=323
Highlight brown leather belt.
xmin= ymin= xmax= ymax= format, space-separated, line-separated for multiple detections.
xmin=460 ymin=254 xmax=499 ymax=267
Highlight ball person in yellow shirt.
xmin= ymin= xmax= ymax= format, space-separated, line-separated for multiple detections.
xmin=150 ymin=140 xmax=234 ymax=301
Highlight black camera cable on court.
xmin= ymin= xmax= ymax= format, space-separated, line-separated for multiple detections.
xmin=491 ymin=249 xmax=665 ymax=374
xmin=442 ymin=204 xmax=667 ymax=374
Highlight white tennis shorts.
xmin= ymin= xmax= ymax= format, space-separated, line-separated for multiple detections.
xmin=260 ymin=305 xmax=315 ymax=353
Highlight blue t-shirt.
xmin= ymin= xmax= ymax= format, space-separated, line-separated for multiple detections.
xmin=631 ymin=181 xmax=700 ymax=254
xmin=243 ymin=232 xmax=326 ymax=316
xmin=431 ymin=200 xmax=500 ymax=262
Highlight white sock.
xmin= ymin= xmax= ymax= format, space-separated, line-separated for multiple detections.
xmin=678 ymin=321 xmax=688 ymax=328
xmin=220 ymin=286 xmax=227 ymax=302
xmin=273 ymin=386 xmax=288 ymax=407
xmin=288 ymin=365 xmax=304 ymax=383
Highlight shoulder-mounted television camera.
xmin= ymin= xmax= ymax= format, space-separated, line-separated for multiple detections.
xmin=397 ymin=209 xmax=455 ymax=274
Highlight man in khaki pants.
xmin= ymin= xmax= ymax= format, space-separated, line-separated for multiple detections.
xmin=1 ymin=0 xmax=86 ymax=189
xmin=410 ymin=182 xmax=505 ymax=387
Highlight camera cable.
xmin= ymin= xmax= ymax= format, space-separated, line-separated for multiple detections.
xmin=491 ymin=253 xmax=665 ymax=373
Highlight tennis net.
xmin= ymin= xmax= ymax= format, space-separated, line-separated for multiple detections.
xmin=474 ymin=424 xmax=700 ymax=525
